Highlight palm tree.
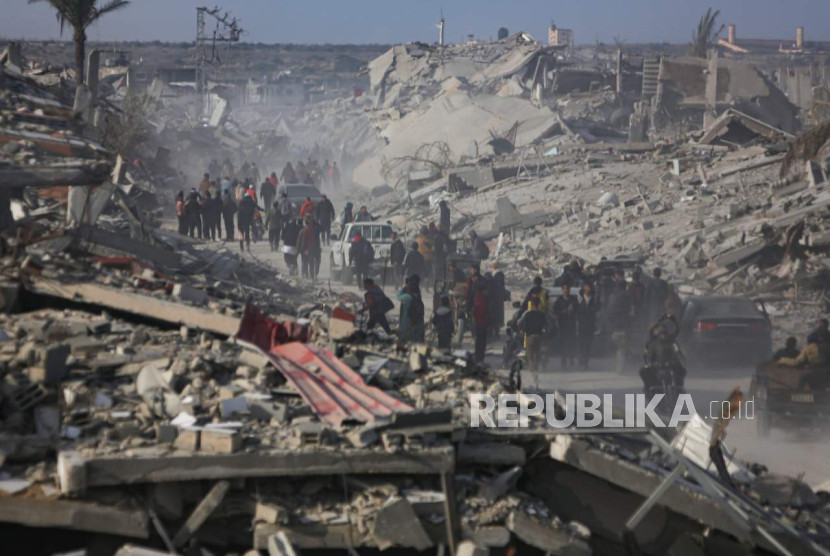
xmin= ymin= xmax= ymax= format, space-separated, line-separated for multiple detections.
xmin=29 ymin=0 xmax=130 ymax=83
xmin=690 ymin=7 xmax=725 ymax=58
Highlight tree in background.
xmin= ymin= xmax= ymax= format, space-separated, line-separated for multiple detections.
xmin=100 ymin=92 xmax=152 ymax=157
xmin=498 ymin=27 xmax=510 ymax=40
xmin=29 ymin=0 xmax=131 ymax=83
xmin=690 ymin=8 xmax=724 ymax=58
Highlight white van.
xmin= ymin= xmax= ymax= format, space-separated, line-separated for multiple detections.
xmin=330 ymin=222 xmax=395 ymax=285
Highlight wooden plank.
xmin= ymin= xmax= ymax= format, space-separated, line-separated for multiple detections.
xmin=172 ymin=480 xmax=231 ymax=548
xmin=26 ymin=279 xmax=239 ymax=337
xmin=58 ymin=446 xmax=456 ymax=492
xmin=0 ymin=496 xmax=149 ymax=538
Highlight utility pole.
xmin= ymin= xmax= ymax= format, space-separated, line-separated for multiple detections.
xmin=195 ymin=6 xmax=243 ymax=118
xmin=437 ymin=9 xmax=445 ymax=46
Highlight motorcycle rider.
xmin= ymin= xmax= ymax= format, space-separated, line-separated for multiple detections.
xmin=639 ymin=315 xmax=686 ymax=395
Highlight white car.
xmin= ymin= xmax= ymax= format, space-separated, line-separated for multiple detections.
xmin=330 ymin=222 xmax=395 ymax=285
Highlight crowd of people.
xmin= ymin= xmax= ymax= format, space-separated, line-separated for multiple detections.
xmin=177 ymin=163 xmax=687 ymax=375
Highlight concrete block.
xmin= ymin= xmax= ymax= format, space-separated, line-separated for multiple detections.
xmin=155 ymin=424 xmax=179 ymax=444
xmin=220 ymin=396 xmax=249 ymax=418
xmin=249 ymin=400 xmax=287 ymax=423
xmin=201 ymin=428 xmax=241 ymax=454
xmin=172 ymin=284 xmax=208 ymax=306
xmin=255 ymin=501 xmax=289 ymax=525
xmin=640 ymin=220 xmax=654 ymax=231
xmin=174 ymin=427 xmax=200 ymax=451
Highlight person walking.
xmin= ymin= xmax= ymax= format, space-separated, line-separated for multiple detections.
xmin=403 ymin=241 xmax=426 ymax=284
xmin=432 ymin=295 xmax=455 ymax=350
xmin=260 ymin=177 xmax=276 ymax=212
xmin=175 ymin=191 xmax=186 ymax=235
xmin=390 ymin=232 xmax=406 ymax=284
xmin=298 ymin=219 xmax=320 ymax=281
xmin=417 ymin=226 xmax=434 ymax=290
xmin=552 ymin=283 xmax=579 ymax=369
xmin=439 ymin=199 xmax=451 ymax=234
xmin=342 ymin=202 xmax=354 ymax=226
xmin=349 ymin=233 xmax=374 ymax=287
xmin=577 ymin=283 xmax=599 ymax=369
xmin=488 ymin=262 xmax=506 ymax=339
xmin=645 ymin=268 xmax=669 ymax=327
xmin=221 ymin=190 xmax=237 ymax=241
xmin=184 ymin=188 xmax=202 ymax=239
xmin=363 ymin=278 xmax=393 ymax=334
xmin=282 ymin=219 xmax=301 ymax=275
xmin=299 ymin=196 xmax=315 ymax=220
xmin=237 ymin=193 xmax=259 ymax=252
xmin=315 ymin=194 xmax=336 ymax=246
xmin=266 ymin=201 xmax=283 ymax=252
xmin=397 ymin=275 xmax=425 ymax=343
xmin=517 ymin=297 xmax=547 ymax=374
xmin=607 ymin=280 xmax=632 ymax=373
xmin=466 ymin=264 xmax=490 ymax=365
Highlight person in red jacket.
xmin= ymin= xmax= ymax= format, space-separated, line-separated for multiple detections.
xmin=299 ymin=197 xmax=315 ymax=220
xmin=466 ymin=264 xmax=490 ymax=364
xmin=297 ymin=219 xmax=320 ymax=281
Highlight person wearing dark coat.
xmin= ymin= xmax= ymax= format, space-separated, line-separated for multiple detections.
xmin=433 ymin=225 xmax=450 ymax=283
xmin=349 ymin=234 xmax=373 ymax=287
xmin=552 ymin=283 xmax=580 ymax=369
xmin=315 ymin=194 xmax=336 ymax=246
xmin=266 ymin=202 xmax=283 ymax=252
xmin=606 ymin=280 xmax=632 ymax=373
xmin=363 ymin=278 xmax=393 ymax=334
xmin=645 ymin=268 xmax=669 ymax=327
xmin=184 ymin=188 xmax=202 ymax=239
xmin=221 ymin=190 xmax=237 ymax=241
xmin=433 ymin=295 xmax=455 ymax=350
xmin=342 ymin=202 xmax=354 ymax=226
xmin=260 ymin=179 xmax=276 ymax=213
xmin=390 ymin=232 xmax=406 ymax=284
xmin=237 ymin=194 xmax=261 ymax=252
xmin=577 ymin=283 xmax=600 ymax=369
xmin=487 ymin=262 xmax=506 ymax=339
xmin=403 ymin=242 xmax=426 ymax=282
xmin=439 ymin=200 xmax=451 ymax=234
xmin=282 ymin=219 xmax=301 ymax=275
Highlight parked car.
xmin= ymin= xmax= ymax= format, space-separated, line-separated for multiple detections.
xmin=678 ymin=296 xmax=772 ymax=367
xmin=277 ymin=184 xmax=323 ymax=217
xmin=330 ymin=222 xmax=395 ymax=285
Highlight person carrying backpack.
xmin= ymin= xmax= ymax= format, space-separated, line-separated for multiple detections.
xmin=397 ymin=275 xmax=425 ymax=343
xmin=363 ymin=278 xmax=393 ymax=334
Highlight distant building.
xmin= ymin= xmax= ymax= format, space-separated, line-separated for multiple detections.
xmin=548 ymin=24 xmax=573 ymax=49
xmin=719 ymin=24 xmax=830 ymax=54
xmin=244 ymin=78 xmax=307 ymax=106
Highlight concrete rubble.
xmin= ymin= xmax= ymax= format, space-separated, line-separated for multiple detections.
xmin=4 ymin=24 xmax=830 ymax=556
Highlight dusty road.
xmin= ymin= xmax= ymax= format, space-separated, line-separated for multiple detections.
xmin=198 ymin=231 xmax=830 ymax=489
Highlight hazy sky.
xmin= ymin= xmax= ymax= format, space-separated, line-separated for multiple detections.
xmin=3 ymin=0 xmax=829 ymax=45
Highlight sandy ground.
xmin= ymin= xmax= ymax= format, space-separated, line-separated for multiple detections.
xmin=191 ymin=226 xmax=830 ymax=490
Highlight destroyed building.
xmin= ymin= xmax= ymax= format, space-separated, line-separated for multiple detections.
xmin=6 ymin=5 xmax=830 ymax=555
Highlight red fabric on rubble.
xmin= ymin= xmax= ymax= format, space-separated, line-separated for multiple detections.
xmin=236 ymin=303 xmax=312 ymax=350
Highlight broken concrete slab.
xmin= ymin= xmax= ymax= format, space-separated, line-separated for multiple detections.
xmin=371 ymin=497 xmax=432 ymax=551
